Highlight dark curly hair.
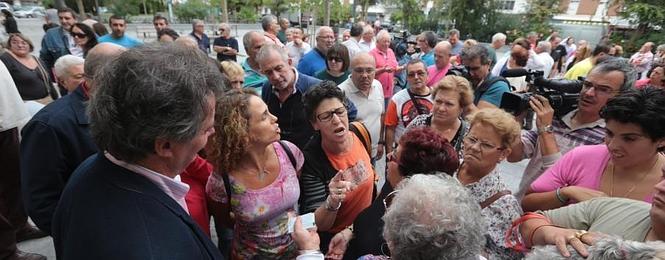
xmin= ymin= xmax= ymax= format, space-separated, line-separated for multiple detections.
xmin=397 ymin=127 xmax=460 ymax=176
xmin=600 ymin=87 xmax=665 ymax=149
xmin=207 ymin=88 xmax=258 ymax=173
xmin=303 ymin=80 xmax=347 ymax=122
xmin=72 ymin=23 xmax=98 ymax=54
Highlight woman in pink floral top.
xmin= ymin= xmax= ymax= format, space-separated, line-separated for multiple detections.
xmin=206 ymin=89 xmax=302 ymax=259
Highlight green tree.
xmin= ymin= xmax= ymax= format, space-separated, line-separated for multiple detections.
xmin=173 ymin=0 xmax=209 ymax=22
xmin=237 ymin=5 xmax=259 ymax=23
xmin=109 ymin=0 xmax=141 ymax=17
xmin=386 ymin=0 xmax=426 ymax=32
xmin=609 ymin=0 xmax=665 ymax=53
xmin=522 ymin=0 xmax=559 ymax=37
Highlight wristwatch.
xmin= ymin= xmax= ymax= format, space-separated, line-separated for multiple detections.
xmin=537 ymin=125 xmax=554 ymax=134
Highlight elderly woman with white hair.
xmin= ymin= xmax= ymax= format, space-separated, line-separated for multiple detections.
xmin=292 ymin=174 xmax=487 ymax=260
xmin=53 ymin=55 xmax=85 ymax=93
xmin=526 ymin=236 xmax=665 ymax=260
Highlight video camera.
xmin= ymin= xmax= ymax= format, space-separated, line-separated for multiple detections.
xmin=499 ymin=69 xmax=582 ymax=118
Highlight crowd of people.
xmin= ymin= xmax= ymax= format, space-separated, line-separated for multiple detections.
xmin=2 ymin=7 xmax=665 ymax=260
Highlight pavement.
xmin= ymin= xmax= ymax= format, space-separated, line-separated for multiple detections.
xmin=11 ymin=18 xmax=528 ymax=259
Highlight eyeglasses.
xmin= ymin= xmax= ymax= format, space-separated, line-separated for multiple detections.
xmin=9 ymin=40 xmax=28 ymax=47
xmin=328 ymin=56 xmax=343 ymax=63
xmin=463 ymin=135 xmax=504 ymax=152
xmin=316 ymin=107 xmax=346 ymax=122
xmin=383 ymin=190 xmax=399 ymax=209
xmin=407 ymin=71 xmax=427 ymax=78
xmin=581 ymin=81 xmax=620 ymax=97
xmin=71 ymin=32 xmax=87 ymax=38
xmin=352 ymin=67 xmax=376 ymax=75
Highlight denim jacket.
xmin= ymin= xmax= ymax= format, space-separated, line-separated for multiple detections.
xmin=39 ymin=26 xmax=70 ymax=70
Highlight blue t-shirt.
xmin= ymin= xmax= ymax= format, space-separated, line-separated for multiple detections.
xmin=98 ymin=34 xmax=143 ymax=48
xmin=474 ymin=76 xmax=510 ymax=107
xmin=421 ymin=51 xmax=435 ymax=66
xmin=297 ymin=49 xmax=326 ymax=76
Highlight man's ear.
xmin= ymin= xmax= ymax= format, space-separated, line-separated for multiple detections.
xmin=154 ymin=138 xmax=173 ymax=158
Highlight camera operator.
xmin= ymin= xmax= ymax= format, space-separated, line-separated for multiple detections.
xmin=460 ymin=45 xmax=511 ymax=109
xmin=508 ymin=58 xmax=637 ymax=199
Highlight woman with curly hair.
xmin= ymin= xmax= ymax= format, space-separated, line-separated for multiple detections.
xmin=206 ymin=89 xmax=303 ymax=259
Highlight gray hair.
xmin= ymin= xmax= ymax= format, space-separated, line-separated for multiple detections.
xmin=657 ymin=44 xmax=665 ymax=53
xmin=492 ymin=33 xmax=507 ymax=43
xmin=261 ymin=15 xmax=277 ymax=31
xmin=383 ymin=174 xmax=486 ymax=260
xmin=255 ymin=44 xmax=289 ymax=65
xmin=191 ymin=19 xmax=203 ymax=29
xmin=89 ymin=43 xmax=224 ymax=163
xmin=54 ymin=55 xmax=84 ymax=78
xmin=526 ymin=236 xmax=665 ymax=260
xmin=590 ymin=57 xmax=636 ymax=92
xmin=449 ymin=29 xmax=460 ymax=37
xmin=537 ymin=41 xmax=552 ymax=53
xmin=376 ymin=30 xmax=391 ymax=41
xmin=461 ymin=45 xmax=491 ymax=65
xmin=316 ymin=26 xmax=333 ymax=38
xmin=243 ymin=31 xmax=262 ymax=53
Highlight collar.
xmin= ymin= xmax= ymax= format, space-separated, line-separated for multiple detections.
xmin=561 ymin=109 xmax=606 ymax=130
xmin=271 ymin=67 xmax=299 ymax=96
xmin=104 ymin=152 xmax=190 ymax=213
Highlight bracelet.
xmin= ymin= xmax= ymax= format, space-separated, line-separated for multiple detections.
xmin=529 ymin=224 xmax=556 ymax=248
xmin=325 ymin=196 xmax=341 ymax=211
xmin=555 ymin=187 xmax=568 ymax=204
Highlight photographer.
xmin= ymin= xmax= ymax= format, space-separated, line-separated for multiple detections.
xmin=508 ymin=58 xmax=637 ymax=199
xmin=460 ymin=45 xmax=511 ymax=109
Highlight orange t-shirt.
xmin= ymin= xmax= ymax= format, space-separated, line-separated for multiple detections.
xmin=324 ymin=133 xmax=375 ymax=233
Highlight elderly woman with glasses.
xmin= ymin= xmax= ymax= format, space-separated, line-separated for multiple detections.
xmin=299 ymin=81 xmax=376 ymax=253
xmin=316 ymin=43 xmax=351 ymax=85
xmin=522 ymin=87 xmax=665 ymax=212
xmin=324 ymin=127 xmax=459 ymax=259
xmin=1 ymin=33 xmax=57 ymax=103
xmin=455 ymin=108 xmax=523 ymax=259
xmin=292 ymin=174 xmax=487 ymax=260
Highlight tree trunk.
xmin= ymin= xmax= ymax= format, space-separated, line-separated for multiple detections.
xmin=76 ymin=0 xmax=85 ymax=17
xmin=324 ymin=0 xmax=331 ymax=26
xmin=221 ymin=0 xmax=229 ymax=23
xmin=142 ymin=0 xmax=148 ymax=15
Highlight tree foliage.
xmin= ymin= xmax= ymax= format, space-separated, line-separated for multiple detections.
xmin=609 ymin=0 xmax=665 ymax=54
xmin=173 ymin=0 xmax=210 ymax=22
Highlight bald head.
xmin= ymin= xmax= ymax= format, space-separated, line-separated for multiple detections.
xmin=434 ymin=41 xmax=452 ymax=69
xmin=350 ymin=53 xmax=377 ymax=91
xmin=174 ymin=36 xmax=198 ymax=49
xmin=351 ymin=52 xmax=376 ymax=68
xmin=85 ymin=42 xmax=127 ymax=88
xmin=243 ymin=31 xmax=270 ymax=59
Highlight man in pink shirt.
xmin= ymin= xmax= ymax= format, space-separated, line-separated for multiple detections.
xmin=427 ymin=41 xmax=452 ymax=87
xmin=370 ymin=30 xmax=402 ymax=102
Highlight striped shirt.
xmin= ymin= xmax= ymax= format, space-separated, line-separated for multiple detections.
xmin=515 ymin=110 xmax=606 ymax=198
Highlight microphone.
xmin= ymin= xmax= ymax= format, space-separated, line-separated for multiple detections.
xmin=500 ymin=68 xmax=529 ymax=78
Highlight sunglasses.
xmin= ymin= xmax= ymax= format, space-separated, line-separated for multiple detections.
xmin=328 ymin=56 xmax=343 ymax=63
xmin=71 ymin=32 xmax=87 ymax=39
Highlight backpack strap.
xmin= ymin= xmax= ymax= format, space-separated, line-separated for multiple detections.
xmin=222 ymin=173 xmax=232 ymax=206
xmin=474 ymin=76 xmax=512 ymax=104
xmin=480 ymin=190 xmax=511 ymax=209
xmin=349 ymin=121 xmax=372 ymax=156
xmin=278 ymin=140 xmax=298 ymax=170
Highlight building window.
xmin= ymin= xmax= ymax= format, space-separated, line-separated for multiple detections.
xmin=567 ymin=0 xmax=580 ymax=15
xmin=497 ymin=0 xmax=516 ymax=10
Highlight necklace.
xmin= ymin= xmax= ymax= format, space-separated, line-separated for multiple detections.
xmin=609 ymin=155 xmax=661 ymax=198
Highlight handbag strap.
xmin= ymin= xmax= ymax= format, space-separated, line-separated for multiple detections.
xmin=480 ymin=190 xmax=511 ymax=209
xmin=407 ymin=89 xmax=429 ymax=115
xmin=33 ymin=56 xmax=55 ymax=98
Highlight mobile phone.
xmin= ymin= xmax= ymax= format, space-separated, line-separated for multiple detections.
xmin=288 ymin=212 xmax=316 ymax=233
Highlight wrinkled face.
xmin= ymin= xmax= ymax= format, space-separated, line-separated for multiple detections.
xmin=351 ymin=57 xmax=376 ymax=91
xmin=194 ymin=22 xmax=205 ymax=34
xmin=432 ymin=90 xmax=462 ymax=123
xmin=167 ymin=95 xmax=216 ymax=175
xmin=269 ymin=19 xmax=280 ymax=33
xmin=463 ymin=57 xmax=489 ymax=86
xmin=8 ymin=36 xmax=31 ymax=56
xmin=259 ymin=52 xmax=295 ymax=91
xmin=406 ymin=62 xmax=428 ymax=91
xmin=362 ymin=28 xmax=374 ymax=42
xmin=218 ymin=26 xmax=229 ymax=37
xmin=60 ymin=64 xmax=85 ymax=92
xmin=59 ymin=12 xmax=76 ymax=31
xmin=316 ymin=29 xmax=335 ymax=52
xmin=71 ymin=25 xmax=89 ymax=47
xmin=448 ymin=33 xmax=459 ymax=45
xmin=248 ymin=34 xmax=267 ymax=58
xmin=462 ymin=123 xmax=508 ymax=170
xmin=434 ymin=45 xmax=450 ymax=69
xmin=650 ymin=67 xmax=664 ymax=87
xmin=578 ymin=70 xmax=623 ymax=116
xmin=312 ymin=98 xmax=349 ymax=145
xmin=153 ymin=19 xmax=168 ymax=32
xmin=510 ymin=45 xmax=529 ymax=67
xmin=605 ymin=120 xmax=662 ymax=168
xmin=376 ymin=36 xmax=391 ymax=51
xmin=247 ymin=95 xmax=280 ymax=144
xmin=110 ymin=18 xmax=126 ymax=37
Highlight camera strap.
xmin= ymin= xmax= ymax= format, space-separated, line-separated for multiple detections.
xmin=407 ymin=89 xmax=429 ymax=115
xmin=474 ymin=76 xmax=511 ymax=104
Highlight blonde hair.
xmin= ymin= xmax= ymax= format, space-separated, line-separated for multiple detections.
xmin=432 ymin=75 xmax=474 ymax=108
xmin=220 ymin=61 xmax=244 ymax=79
xmin=463 ymin=39 xmax=478 ymax=49
xmin=467 ymin=108 xmax=520 ymax=148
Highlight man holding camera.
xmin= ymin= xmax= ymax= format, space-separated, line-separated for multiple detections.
xmin=460 ymin=45 xmax=511 ymax=109
xmin=508 ymin=58 xmax=637 ymax=198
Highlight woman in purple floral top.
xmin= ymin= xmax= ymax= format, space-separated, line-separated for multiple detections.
xmin=206 ymin=89 xmax=302 ymax=259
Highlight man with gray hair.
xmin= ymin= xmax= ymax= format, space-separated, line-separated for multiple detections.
xmin=535 ymin=41 xmax=554 ymax=77
xmin=448 ymin=29 xmax=464 ymax=56
xmin=285 ymin=27 xmax=311 ymax=66
xmin=277 ymin=17 xmax=290 ymax=44
xmin=297 ymin=26 xmax=335 ymax=76
xmin=509 ymin=57 xmax=636 ymax=198
xmin=261 ymin=15 xmax=284 ymax=48
xmin=212 ymin=22 xmax=238 ymax=62
xmin=189 ymin=19 xmax=210 ymax=53
xmin=488 ymin=32 xmax=507 ymax=66
xmin=52 ymin=43 xmax=224 ymax=259
xmin=21 ymin=43 xmax=127 ymax=235
xmin=343 ymin=22 xmax=366 ymax=60
xmin=242 ymin=31 xmax=271 ymax=92
xmin=53 ymin=55 xmax=85 ymax=93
